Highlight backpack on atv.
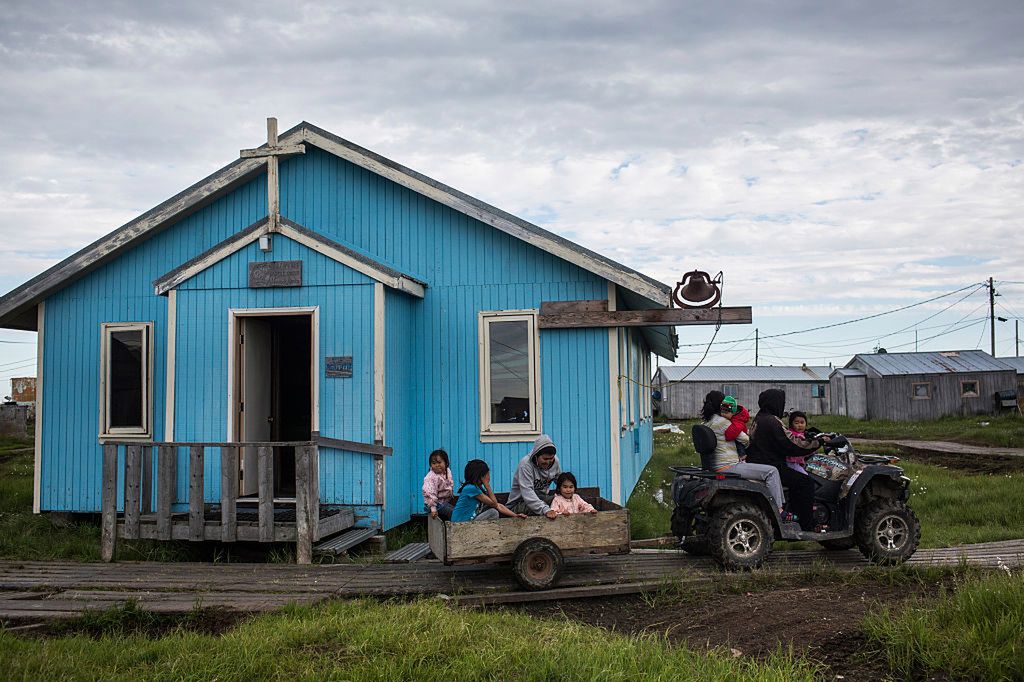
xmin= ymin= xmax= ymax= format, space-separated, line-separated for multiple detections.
xmin=671 ymin=424 xmax=920 ymax=570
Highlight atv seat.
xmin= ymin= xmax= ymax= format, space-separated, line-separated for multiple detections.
xmin=682 ymin=424 xmax=740 ymax=478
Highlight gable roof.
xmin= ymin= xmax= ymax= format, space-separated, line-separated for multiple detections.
xmin=847 ymin=350 xmax=1015 ymax=376
xmin=657 ymin=365 xmax=833 ymax=382
xmin=0 ymin=121 xmax=672 ymax=330
xmin=152 ymin=216 xmax=426 ymax=297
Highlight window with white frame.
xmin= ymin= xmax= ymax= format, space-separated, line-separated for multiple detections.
xmin=478 ymin=311 xmax=540 ymax=436
xmin=100 ymin=322 xmax=153 ymax=438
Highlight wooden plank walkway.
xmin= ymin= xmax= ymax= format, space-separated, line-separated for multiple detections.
xmin=854 ymin=438 xmax=1024 ymax=459
xmin=0 ymin=538 xmax=1021 ymax=620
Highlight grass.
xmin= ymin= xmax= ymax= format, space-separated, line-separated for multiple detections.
xmin=863 ymin=569 xmax=1024 ymax=680
xmin=0 ymin=597 xmax=820 ymax=681
xmin=783 ymin=413 xmax=1024 ymax=448
xmin=628 ymin=427 xmax=1024 ymax=548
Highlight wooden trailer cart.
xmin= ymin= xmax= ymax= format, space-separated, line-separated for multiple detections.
xmin=427 ymin=489 xmax=630 ymax=590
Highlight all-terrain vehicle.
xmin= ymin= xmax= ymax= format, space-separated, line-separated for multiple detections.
xmin=671 ymin=425 xmax=921 ymax=570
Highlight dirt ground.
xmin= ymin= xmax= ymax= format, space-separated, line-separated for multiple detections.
xmin=503 ymin=580 xmax=951 ymax=680
xmin=897 ymin=446 xmax=1024 ymax=475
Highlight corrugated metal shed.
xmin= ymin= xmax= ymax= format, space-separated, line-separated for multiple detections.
xmin=848 ymin=350 xmax=1013 ymax=376
xmin=658 ymin=365 xmax=833 ymax=382
xmin=997 ymin=357 xmax=1024 ymax=375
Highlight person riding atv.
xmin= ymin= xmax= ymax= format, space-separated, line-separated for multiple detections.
xmin=671 ymin=391 xmax=921 ymax=570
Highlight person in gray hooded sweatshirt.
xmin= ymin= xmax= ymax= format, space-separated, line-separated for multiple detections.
xmin=506 ymin=434 xmax=562 ymax=519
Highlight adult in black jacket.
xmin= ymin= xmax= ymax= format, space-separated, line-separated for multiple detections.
xmin=747 ymin=389 xmax=821 ymax=531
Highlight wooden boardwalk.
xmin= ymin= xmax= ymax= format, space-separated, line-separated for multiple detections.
xmin=0 ymin=538 xmax=1021 ymax=620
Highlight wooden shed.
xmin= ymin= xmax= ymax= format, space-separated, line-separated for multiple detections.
xmin=0 ymin=119 xmax=752 ymax=561
xmin=653 ymin=364 xmax=832 ymax=419
xmin=997 ymin=357 xmax=1024 ymax=403
xmin=838 ymin=350 xmax=1017 ymax=421
xmin=829 ymin=368 xmax=867 ymax=420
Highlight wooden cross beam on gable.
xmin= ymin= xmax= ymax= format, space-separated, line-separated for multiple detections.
xmin=240 ymin=118 xmax=306 ymax=231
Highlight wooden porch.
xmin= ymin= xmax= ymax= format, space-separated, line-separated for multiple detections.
xmin=101 ymin=436 xmax=391 ymax=564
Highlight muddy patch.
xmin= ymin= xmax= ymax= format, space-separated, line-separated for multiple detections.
xmin=502 ymin=580 xmax=943 ymax=678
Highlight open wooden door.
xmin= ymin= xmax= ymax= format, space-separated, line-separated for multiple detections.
xmin=239 ymin=317 xmax=272 ymax=496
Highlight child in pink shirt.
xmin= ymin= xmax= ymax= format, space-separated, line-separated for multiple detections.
xmin=422 ymin=449 xmax=455 ymax=520
xmin=549 ymin=472 xmax=597 ymax=515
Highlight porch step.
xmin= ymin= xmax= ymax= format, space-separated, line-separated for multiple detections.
xmin=313 ymin=525 xmax=379 ymax=557
xmin=383 ymin=542 xmax=432 ymax=563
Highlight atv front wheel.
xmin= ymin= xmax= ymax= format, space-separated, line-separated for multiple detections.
xmin=708 ymin=503 xmax=773 ymax=570
xmin=854 ymin=500 xmax=920 ymax=565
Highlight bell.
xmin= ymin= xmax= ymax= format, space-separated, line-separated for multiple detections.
xmin=673 ymin=270 xmax=722 ymax=309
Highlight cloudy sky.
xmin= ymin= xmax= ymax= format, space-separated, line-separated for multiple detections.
xmin=2 ymin=0 xmax=1023 ymax=386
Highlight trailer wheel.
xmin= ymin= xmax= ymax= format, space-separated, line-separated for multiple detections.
xmin=512 ymin=537 xmax=564 ymax=590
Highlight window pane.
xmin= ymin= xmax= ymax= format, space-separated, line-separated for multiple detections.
xmin=489 ymin=320 xmax=530 ymax=424
xmin=913 ymin=383 xmax=929 ymax=398
xmin=109 ymin=330 xmax=144 ymax=428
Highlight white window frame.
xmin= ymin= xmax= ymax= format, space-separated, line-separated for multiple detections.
xmin=478 ymin=310 xmax=542 ymax=441
xmin=99 ymin=322 xmax=154 ymax=440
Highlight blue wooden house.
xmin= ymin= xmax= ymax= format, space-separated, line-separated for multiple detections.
xmin=0 ymin=120 xmax=746 ymax=561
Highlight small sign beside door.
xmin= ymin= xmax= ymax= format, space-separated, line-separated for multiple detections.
xmin=326 ymin=356 xmax=353 ymax=378
xmin=248 ymin=260 xmax=303 ymax=288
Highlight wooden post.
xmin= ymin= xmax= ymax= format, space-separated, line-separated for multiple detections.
xmin=221 ymin=446 xmax=239 ymax=542
xmin=140 ymin=446 xmax=153 ymax=515
xmin=257 ymin=445 xmax=273 ymax=542
xmin=294 ymin=445 xmax=312 ymax=564
xmin=156 ymin=445 xmax=176 ymax=541
xmin=100 ymin=443 xmax=118 ymax=562
xmin=189 ymin=446 xmax=205 ymax=541
xmin=123 ymin=444 xmax=142 ymax=540
xmin=309 ymin=444 xmax=320 ymax=541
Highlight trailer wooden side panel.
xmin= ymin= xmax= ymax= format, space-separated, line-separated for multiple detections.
xmin=428 ymin=507 xmax=630 ymax=564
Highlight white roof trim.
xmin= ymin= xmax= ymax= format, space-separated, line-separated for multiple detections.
xmin=152 ymin=217 xmax=426 ymax=298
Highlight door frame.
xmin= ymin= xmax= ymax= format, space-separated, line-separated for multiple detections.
xmin=226 ymin=306 xmax=320 ymax=442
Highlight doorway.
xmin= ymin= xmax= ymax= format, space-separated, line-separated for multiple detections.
xmin=232 ymin=310 xmax=315 ymax=499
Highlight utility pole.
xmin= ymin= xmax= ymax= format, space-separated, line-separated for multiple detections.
xmin=1017 ymin=319 xmax=1020 ymax=358
xmin=755 ymin=328 xmax=759 ymax=367
xmin=989 ymin=277 xmax=996 ymax=356
xmin=915 ymin=329 xmax=918 ymax=352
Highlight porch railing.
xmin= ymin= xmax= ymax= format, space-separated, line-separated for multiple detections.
xmin=100 ymin=435 xmax=391 ymax=564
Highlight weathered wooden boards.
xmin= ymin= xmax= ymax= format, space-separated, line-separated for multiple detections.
xmin=538 ymin=299 xmax=752 ymax=329
xmin=100 ymin=440 xmax=351 ymax=564
xmin=1 ymin=538 xmax=1022 ymax=619
xmin=428 ymin=506 xmax=631 ymax=563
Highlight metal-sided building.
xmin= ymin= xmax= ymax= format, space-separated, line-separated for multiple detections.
xmin=653 ymin=365 xmax=832 ymax=419
xmin=0 ymin=121 xmax=682 ymax=558
xmin=831 ymin=350 xmax=1017 ymax=420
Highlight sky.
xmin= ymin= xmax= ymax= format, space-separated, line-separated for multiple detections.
xmin=2 ymin=0 xmax=1024 ymax=390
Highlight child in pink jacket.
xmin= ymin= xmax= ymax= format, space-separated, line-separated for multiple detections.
xmin=549 ymin=472 xmax=597 ymax=515
xmin=422 ymin=449 xmax=455 ymax=520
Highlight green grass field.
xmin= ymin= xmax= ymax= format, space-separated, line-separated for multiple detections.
xmin=808 ymin=413 xmax=1024 ymax=448
xmin=0 ymin=598 xmax=819 ymax=681
xmin=864 ymin=569 xmax=1024 ymax=680
xmin=627 ymin=426 xmax=1024 ymax=547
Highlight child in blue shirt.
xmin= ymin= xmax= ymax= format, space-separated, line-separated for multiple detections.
xmin=450 ymin=459 xmax=526 ymax=522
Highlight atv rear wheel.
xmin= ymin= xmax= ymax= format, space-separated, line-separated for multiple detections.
xmin=708 ymin=502 xmax=773 ymax=570
xmin=819 ymin=537 xmax=856 ymax=551
xmin=680 ymin=520 xmax=711 ymax=556
xmin=854 ymin=500 xmax=920 ymax=565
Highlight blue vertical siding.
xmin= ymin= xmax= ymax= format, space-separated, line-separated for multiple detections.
xmin=618 ymin=329 xmax=654 ymax=501
xmin=40 ymin=177 xmax=266 ymax=512
xmin=37 ymin=142 xmax=654 ymax=533
xmin=174 ymin=242 xmax=376 ymax=505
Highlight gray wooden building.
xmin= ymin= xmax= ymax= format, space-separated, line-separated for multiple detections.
xmin=996 ymin=357 xmax=1024 ymax=402
xmin=653 ymin=365 xmax=832 ymax=419
xmin=830 ymin=350 xmax=1017 ymax=421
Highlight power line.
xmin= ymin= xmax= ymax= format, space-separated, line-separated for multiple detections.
xmin=675 ymin=282 xmax=983 ymax=348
